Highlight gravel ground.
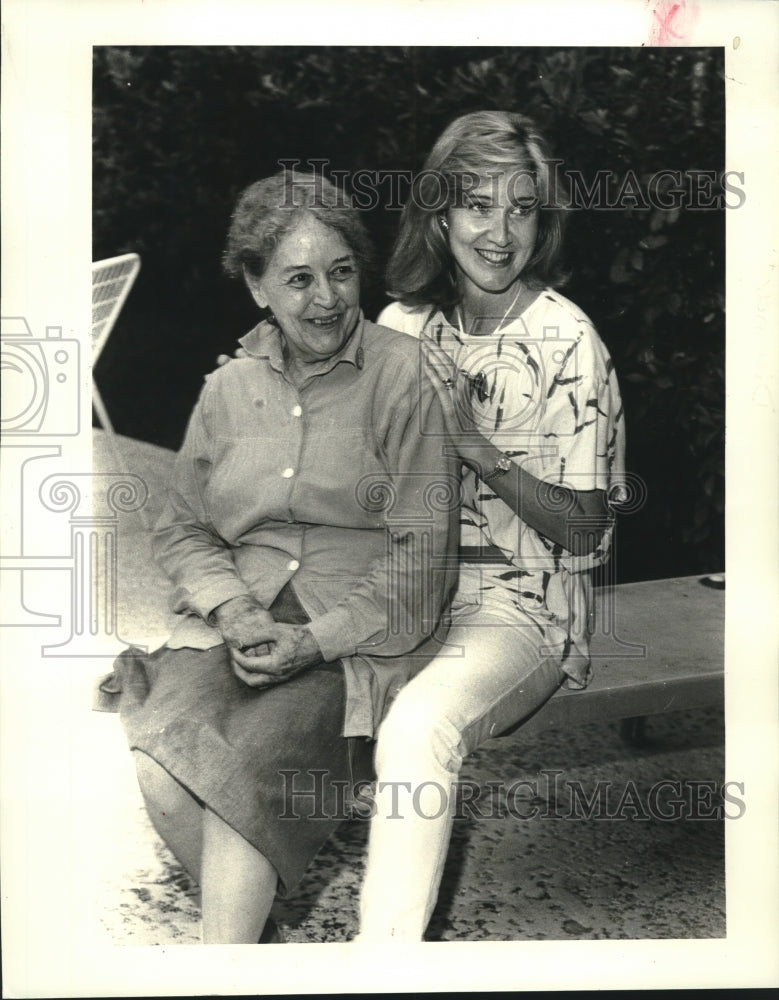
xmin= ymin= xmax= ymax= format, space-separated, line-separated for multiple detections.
xmin=91 ymin=703 xmax=725 ymax=946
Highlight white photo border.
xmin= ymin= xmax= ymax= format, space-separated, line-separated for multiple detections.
xmin=1 ymin=0 xmax=777 ymax=995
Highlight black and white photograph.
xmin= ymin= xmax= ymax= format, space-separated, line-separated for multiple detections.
xmin=1 ymin=1 xmax=777 ymax=996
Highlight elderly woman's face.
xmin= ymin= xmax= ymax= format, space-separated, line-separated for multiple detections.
xmin=248 ymin=214 xmax=361 ymax=364
xmin=446 ymin=169 xmax=539 ymax=297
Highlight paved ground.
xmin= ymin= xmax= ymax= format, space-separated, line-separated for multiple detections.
xmin=89 ymin=702 xmax=726 ymax=946
xmin=89 ymin=430 xmax=727 ymax=946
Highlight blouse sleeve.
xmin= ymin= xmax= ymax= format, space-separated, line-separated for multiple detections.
xmin=516 ymin=323 xmax=624 ymax=492
xmin=152 ymin=377 xmax=254 ymax=621
xmin=531 ymin=327 xmax=626 ymax=572
xmin=540 ymin=360 xmax=625 ymax=494
xmin=376 ymin=301 xmax=429 ymax=339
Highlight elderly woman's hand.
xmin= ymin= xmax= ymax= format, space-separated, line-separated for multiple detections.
xmin=230 ymin=624 xmax=323 ymax=689
xmin=212 ymin=594 xmax=275 ymax=652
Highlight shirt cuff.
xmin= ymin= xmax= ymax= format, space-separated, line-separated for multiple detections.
xmin=306 ymin=606 xmax=359 ymax=663
xmin=185 ymin=578 xmax=255 ymax=624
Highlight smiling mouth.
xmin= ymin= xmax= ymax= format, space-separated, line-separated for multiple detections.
xmin=476 ymin=249 xmax=514 ymax=266
xmin=308 ymin=314 xmax=342 ymax=329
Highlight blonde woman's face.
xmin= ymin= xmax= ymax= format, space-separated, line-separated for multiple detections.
xmin=446 ymin=170 xmax=539 ymax=297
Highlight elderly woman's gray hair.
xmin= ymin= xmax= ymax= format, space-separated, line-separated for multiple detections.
xmin=224 ymin=171 xmax=374 ymax=281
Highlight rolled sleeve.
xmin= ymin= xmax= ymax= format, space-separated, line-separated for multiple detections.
xmin=306 ymin=606 xmax=359 ymax=662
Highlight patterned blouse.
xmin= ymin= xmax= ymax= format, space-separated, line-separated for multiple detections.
xmin=378 ymin=289 xmax=626 ymax=689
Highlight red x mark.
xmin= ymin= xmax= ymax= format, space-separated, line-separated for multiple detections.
xmin=653 ymin=3 xmax=683 ymax=43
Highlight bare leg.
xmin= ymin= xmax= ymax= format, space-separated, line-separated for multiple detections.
xmin=134 ymin=751 xmax=279 ymax=943
xmin=201 ymin=808 xmax=278 ymax=944
xmin=133 ymin=750 xmax=204 ymax=878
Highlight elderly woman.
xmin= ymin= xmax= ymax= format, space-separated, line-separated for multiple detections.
xmin=356 ymin=111 xmax=626 ymax=940
xmin=101 ymin=171 xmax=459 ymax=944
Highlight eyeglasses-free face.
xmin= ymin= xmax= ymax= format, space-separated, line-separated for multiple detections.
xmin=445 ymin=170 xmax=539 ymax=299
xmin=247 ymin=213 xmax=361 ymax=366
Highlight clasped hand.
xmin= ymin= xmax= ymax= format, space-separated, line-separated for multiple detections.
xmin=213 ymin=594 xmax=322 ymax=689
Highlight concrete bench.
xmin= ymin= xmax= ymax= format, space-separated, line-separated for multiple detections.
xmin=94 ymin=429 xmax=724 ymax=740
xmin=517 ymin=575 xmax=723 ymax=741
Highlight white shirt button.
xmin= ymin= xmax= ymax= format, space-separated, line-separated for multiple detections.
xmin=282 ymin=467 xmax=295 ymax=478
xmin=291 ymin=405 xmax=302 ymax=417
xmin=287 ymin=559 xmax=300 ymax=572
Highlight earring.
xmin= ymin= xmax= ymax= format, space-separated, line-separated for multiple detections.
xmin=439 ymin=216 xmax=449 ymax=231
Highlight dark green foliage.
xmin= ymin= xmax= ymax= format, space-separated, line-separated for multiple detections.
xmin=93 ymin=46 xmax=725 ymax=582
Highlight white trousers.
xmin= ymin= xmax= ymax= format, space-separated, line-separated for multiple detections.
xmin=357 ymin=608 xmax=566 ymax=941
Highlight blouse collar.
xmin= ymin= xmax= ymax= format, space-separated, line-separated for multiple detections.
xmin=238 ymin=311 xmax=366 ymax=374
